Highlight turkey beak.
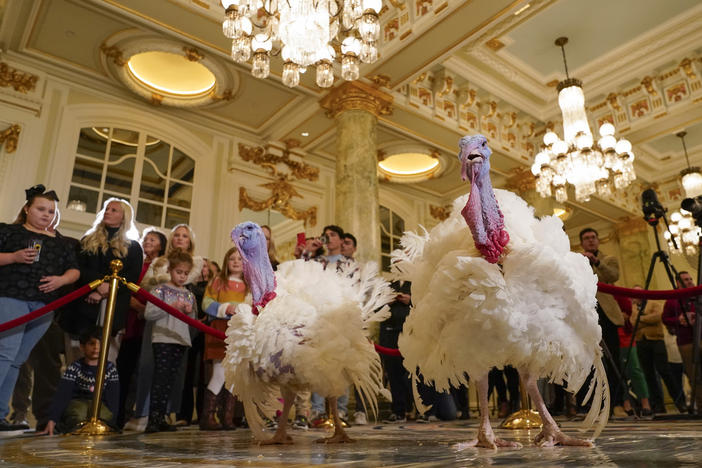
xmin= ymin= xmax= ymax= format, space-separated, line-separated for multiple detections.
xmin=459 ymin=147 xmax=483 ymax=182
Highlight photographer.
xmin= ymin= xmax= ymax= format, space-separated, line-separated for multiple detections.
xmin=579 ymin=227 xmax=624 ymax=414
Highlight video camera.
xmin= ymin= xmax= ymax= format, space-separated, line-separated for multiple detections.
xmin=681 ymin=196 xmax=702 ymax=227
xmin=641 ymin=189 xmax=666 ymax=225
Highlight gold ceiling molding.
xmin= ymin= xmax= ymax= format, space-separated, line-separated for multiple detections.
xmin=370 ymin=74 xmax=392 ymax=88
xmin=429 ymin=204 xmax=452 ymax=221
xmin=211 ymin=89 xmax=234 ymax=101
xmin=0 ymin=124 xmax=21 ymax=154
xmin=183 ymin=46 xmax=204 ymax=62
xmin=100 ymin=43 xmax=126 ymax=67
xmin=485 ymin=38 xmax=505 ymax=51
xmin=150 ymin=93 xmax=163 ymax=106
xmin=386 ymin=0 xmax=406 ymax=9
xmin=505 ymin=166 xmax=536 ymax=194
xmin=0 ymin=62 xmax=38 ymax=94
xmin=237 ymin=142 xmax=319 ymax=182
xmin=319 ymin=81 xmax=393 ymax=118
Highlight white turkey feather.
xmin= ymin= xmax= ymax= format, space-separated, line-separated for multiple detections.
xmin=394 ymin=188 xmax=608 ymax=438
xmin=223 ymin=259 xmax=393 ymax=439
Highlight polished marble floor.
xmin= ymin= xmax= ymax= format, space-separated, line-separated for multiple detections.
xmin=1 ymin=417 xmax=701 ymax=467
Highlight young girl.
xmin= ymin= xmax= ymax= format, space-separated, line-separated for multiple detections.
xmin=0 ymin=185 xmax=80 ymax=430
xmin=143 ymin=250 xmax=197 ymax=433
xmin=200 ymin=247 xmax=249 ymax=430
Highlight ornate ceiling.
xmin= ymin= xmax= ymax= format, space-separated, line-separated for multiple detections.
xmin=1 ymin=0 xmax=701 ymax=237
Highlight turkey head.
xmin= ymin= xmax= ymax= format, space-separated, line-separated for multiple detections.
xmin=231 ymin=221 xmax=276 ymax=311
xmin=458 ymin=134 xmax=509 ymax=264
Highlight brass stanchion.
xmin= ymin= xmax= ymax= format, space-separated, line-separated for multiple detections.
xmin=500 ymin=378 xmax=542 ymax=429
xmin=72 ymin=259 xmax=123 ymax=435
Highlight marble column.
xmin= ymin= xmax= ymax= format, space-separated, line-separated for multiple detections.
xmin=615 ymin=216 xmax=655 ymax=288
xmin=320 ymin=81 xmax=393 ymax=264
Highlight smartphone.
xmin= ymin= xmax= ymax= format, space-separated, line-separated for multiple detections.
xmin=296 ymin=232 xmax=306 ymax=246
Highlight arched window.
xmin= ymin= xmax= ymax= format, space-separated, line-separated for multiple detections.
xmin=380 ymin=205 xmax=405 ymax=272
xmin=67 ymin=127 xmax=195 ymax=228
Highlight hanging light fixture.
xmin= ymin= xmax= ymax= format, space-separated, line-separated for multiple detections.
xmin=531 ymin=37 xmax=636 ymax=203
xmin=677 ymin=131 xmax=702 ymax=198
xmin=665 ymin=209 xmax=700 ymax=256
xmin=220 ymin=0 xmax=382 ymax=88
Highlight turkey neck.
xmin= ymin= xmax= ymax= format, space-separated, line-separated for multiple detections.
xmin=461 ymin=164 xmax=509 ymax=264
xmin=240 ymin=243 xmax=276 ymax=308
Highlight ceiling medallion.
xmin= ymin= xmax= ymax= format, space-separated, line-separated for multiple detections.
xmin=531 ymin=37 xmax=636 ymax=203
xmin=220 ymin=0 xmax=382 ymax=88
xmin=101 ymin=35 xmax=238 ymax=108
xmin=377 ymin=144 xmax=443 ymax=183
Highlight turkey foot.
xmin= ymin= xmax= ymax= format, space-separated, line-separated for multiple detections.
xmin=259 ymin=433 xmax=294 ymax=445
xmin=316 ymin=429 xmax=355 ymax=444
xmin=533 ymin=422 xmax=592 ymax=447
xmin=453 ymin=429 xmax=522 ymax=450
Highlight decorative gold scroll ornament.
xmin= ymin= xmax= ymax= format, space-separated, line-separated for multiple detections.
xmin=0 ymin=124 xmax=21 ymax=153
xmin=238 ymin=142 xmax=319 ymax=181
xmin=238 ymin=143 xmax=318 ymax=226
xmin=0 ymin=62 xmax=38 ymax=93
xmin=429 ymin=204 xmax=452 ymax=221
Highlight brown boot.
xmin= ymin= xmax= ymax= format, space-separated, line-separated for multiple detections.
xmin=199 ymin=390 xmax=222 ymax=430
xmin=220 ymin=390 xmax=237 ymax=430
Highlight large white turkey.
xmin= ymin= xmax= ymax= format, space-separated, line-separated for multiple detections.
xmin=392 ymin=134 xmax=608 ymax=448
xmin=223 ymin=222 xmax=394 ymax=444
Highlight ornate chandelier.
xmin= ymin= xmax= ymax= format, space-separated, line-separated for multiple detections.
xmin=665 ymin=209 xmax=700 ymax=256
xmin=531 ymin=37 xmax=636 ymax=203
xmin=677 ymin=131 xmax=702 ymax=198
xmin=220 ymin=0 xmax=382 ymax=88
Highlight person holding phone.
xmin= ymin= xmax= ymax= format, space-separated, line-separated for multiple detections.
xmin=0 ymin=185 xmax=80 ymax=430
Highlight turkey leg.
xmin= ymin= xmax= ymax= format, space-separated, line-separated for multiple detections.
xmin=520 ymin=370 xmax=593 ymax=447
xmin=454 ymin=374 xmax=521 ymax=450
xmin=316 ymin=396 xmax=355 ymax=444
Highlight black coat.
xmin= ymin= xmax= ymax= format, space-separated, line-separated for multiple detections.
xmin=62 ymin=235 xmax=142 ymax=336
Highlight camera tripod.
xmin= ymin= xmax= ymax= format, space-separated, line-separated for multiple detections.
xmin=624 ymin=215 xmax=699 ymax=416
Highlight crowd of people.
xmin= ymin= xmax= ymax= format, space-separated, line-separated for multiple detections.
xmin=1 ymin=186 xmax=701 ymax=435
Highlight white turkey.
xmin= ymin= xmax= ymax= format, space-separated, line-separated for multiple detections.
xmin=392 ymin=134 xmax=608 ymax=448
xmin=223 ymin=222 xmax=394 ymax=444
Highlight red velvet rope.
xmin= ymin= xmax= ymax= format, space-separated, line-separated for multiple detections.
xmin=597 ymin=282 xmax=702 ymax=300
xmin=134 ymin=288 xmax=226 ymax=340
xmin=135 ymin=287 xmax=402 ymax=356
xmin=0 ymin=284 xmax=94 ymax=333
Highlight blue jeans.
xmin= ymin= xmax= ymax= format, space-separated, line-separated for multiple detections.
xmin=0 ymin=297 xmax=52 ymax=419
xmin=311 ymin=390 xmax=348 ymax=416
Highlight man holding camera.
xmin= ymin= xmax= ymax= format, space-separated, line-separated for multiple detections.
xmin=580 ymin=227 xmax=624 ymax=415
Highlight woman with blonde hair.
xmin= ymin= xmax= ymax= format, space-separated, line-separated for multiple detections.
xmin=65 ymin=198 xmax=142 ymax=338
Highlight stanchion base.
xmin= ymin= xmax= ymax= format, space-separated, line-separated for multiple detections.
xmin=500 ymin=409 xmax=543 ymax=429
xmin=71 ymin=419 xmax=116 ymax=436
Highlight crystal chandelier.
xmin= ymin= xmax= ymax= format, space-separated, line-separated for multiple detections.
xmin=220 ymin=0 xmax=382 ymax=88
xmin=531 ymin=37 xmax=636 ymax=203
xmin=665 ymin=209 xmax=700 ymax=256
xmin=677 ymin=131 xmax=702 ymax=198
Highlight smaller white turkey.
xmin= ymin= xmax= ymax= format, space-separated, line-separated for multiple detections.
xmin=223 ymin=222 xmax=394 ymax=444
xmin=393 ymin=134 xmax=608 ymax=448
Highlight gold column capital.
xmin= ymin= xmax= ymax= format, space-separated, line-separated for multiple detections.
xmin=319 ymin=81 xmax=393 ymax=119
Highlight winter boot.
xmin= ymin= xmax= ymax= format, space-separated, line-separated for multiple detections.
xmin=199 ymin=390 xmax=222 ymax=430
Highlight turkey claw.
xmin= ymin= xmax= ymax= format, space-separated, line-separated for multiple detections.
xmin=259 ymin=434 xmax=294 ymax=445
xmin=316 ymin=432 xmax=355 ymax=444
xmin=534 ymin=427 xmax=592 ymax=447
xmin=453 ymin=436 xmax=522 ymax=451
